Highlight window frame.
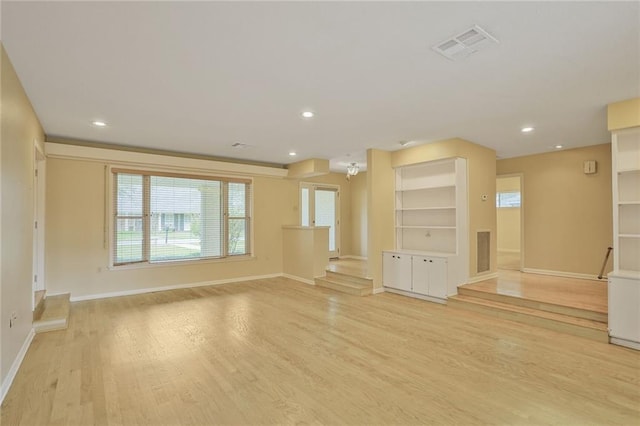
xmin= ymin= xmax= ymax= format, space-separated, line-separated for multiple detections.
xmin=110 ymin=167 xmax=253 ymax=268
xmin=496 ymin=190 xmax=521 ymax=208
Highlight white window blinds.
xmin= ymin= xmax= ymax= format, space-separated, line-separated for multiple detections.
xmin=113 ymin=169 xmax=251 ymax=266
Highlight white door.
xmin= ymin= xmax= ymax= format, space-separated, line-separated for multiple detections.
xmin=411 ymin=256 xmax=430 ymax=295
xmin=383 ymin=252 xmax=412 ymax=291
xmin=300 ymin=183 xmax=340 ymax=258
xmin=428 ymin=257 xmax=448 ymax=299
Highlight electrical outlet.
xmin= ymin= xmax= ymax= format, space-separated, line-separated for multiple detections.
xmin=9 ymin=311 xmax=17 ymax=328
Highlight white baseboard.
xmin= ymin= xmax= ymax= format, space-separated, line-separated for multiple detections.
xmin=610 ymin=337 xmax=640 ymax=351
xmin=339 ymin=255 xmax=368 ymax=261
xmin=466 ymin=272 xmax=499 ymax=284
xmin=68 ymin=273 xmax=283 ymax=302
xmin=383 ymin=287 xmax=446 ymax=304
xmin=282 ymin=274 xmax=315 ymax=285
xmin=1 ymin=328 xmax=35 ymax=404
xmin=373 ymin=287 xmax=385 ymax=294
xmin=522 ymin=268 xmax=604 ymax=282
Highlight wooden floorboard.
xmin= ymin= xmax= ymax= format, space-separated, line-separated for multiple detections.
xmin=2 ymin=277 xmax=639 ymax=425
xmin=465 ymin=269 xmax=608 ymax=314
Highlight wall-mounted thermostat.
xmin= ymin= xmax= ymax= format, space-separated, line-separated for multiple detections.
xmin=584 ymin=160 xmax=597 ymax=174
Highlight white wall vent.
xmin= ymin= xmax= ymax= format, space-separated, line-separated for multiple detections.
xmin=432 ymin=25 xmax=499 ymax=60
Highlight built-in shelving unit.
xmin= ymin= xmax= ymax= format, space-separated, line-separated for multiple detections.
xmin=609 ymin=126 xmax=640 ymax=349
xmin=384 ymin=158 xmax=468 ymax=302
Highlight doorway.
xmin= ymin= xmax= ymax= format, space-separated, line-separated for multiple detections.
xmin=33 ymin=143 xmax=46 ymax=309
xmin=300 ymin=183 xmax=340 ymax=258
xmin=496 ymin=174 xmax=523 ymax=270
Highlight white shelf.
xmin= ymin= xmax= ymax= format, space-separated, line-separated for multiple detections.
xmin=619 ymin=234 xmax=640 ymax=238
xmin=619 ymin=201 xmax=640 ymax=205
xmin=396 ymin=184 xmax=455 ymax=192
xmin=618 ymin=168 xmax=640 ymax=174
xmin=394 ymin=157 xmax=467 ymax=275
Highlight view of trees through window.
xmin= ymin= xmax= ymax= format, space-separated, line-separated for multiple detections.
xmin=114 ymin=172 xmax=250 ymax=265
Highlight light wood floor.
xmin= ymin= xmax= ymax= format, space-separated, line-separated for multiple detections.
xmin=327 ymin=257 xmax=370 ymax=279
xmin=467 ymin=269 xmax=608 ymax=314
xmin=2 ymin=277 xmax=639 ymax=425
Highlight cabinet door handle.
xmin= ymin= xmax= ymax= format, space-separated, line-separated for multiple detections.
xmin=429 ymin=260 xmax=433 ymax=263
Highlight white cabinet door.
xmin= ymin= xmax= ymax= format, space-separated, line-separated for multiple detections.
xmin=411 ymin=256 xmax=430 ymax=295
xmin=609 ymin=276 xmax=640 ymax=343
xmin=383 ymin=252 xmax=412 ymax=291
xmin=429 ymin=257 xmax=448 ymax=299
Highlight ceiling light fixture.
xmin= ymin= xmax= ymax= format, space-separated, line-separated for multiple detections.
xmin=555 ymin=145 xmax=563 ymax=149
xmin=289 ymin=151 xmax=297 ymax=156
xmin=92 ymin=120 xmax=107 ymax=127
xmin=301 ymin=111 xmax=314 ymax=119
xmin=521 ymin=126 xmax=534 ymax=133
xmin=347 ymin=162 xmax=359 ymax=177
xmin=399 ymin=140 xmax=413 ymax=147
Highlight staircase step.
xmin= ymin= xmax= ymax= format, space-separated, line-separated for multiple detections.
xmin=448 ymin=294 xmax=608 ymax=343
xmin=315 ymin=277 xmax=372 ymax=296
xmin=325 ymin=270 xmax=373 ymax=287
xmin=33 ymin=293 xmax=70 ymax=333
xmin=32 ymin=290 xmax=46 ymax=322
xmin=458 ymin=286 xmax=607 ymax=323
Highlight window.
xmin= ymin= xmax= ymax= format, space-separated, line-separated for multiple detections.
xmin=496 ymin=191 xmax=521 ymax=208
xmin=113 ymin=169 xmax=251 ymax=266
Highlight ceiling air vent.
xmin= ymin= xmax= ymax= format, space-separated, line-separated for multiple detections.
xmin=432 ymin=25 xmax=499 ymax=60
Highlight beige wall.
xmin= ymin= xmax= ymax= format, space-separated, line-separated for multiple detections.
xmin=497 ymin=176 xmax=521 ymax=252
xmin=608 ymin=98 xmax=640 ymax=130
xmin=497 ymin=144 xmax=613 ymax=276
xmin=282 ymin=227 xmax=329 ymax=281
xmin=391 ymin=138 xmax=498 ymax=279
xmin=1 ymin=45 xmax=45 ymax=384
xmin=367 ymin=149 xmax=396 ymax=288
xmin=497 ymin=209 xmax=521 ymax=252
xmin=349 ymin=172 xmax=367 ymax=258
xmin=296 ymin=172 xmax=352 ymax=257
xmin=45 ymin=157 xmax=298 ymax=299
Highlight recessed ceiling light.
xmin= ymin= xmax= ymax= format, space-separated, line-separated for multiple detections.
xmin=521 ymin=126 xmax=534 ymax=133
xmin=289 ymin=151 xmax=297 ymax=156
xmin=92 ymin=120 xmax=107 ymax=127
xmin=555 ymin=145 xmax=563 ymax=149
xmin=301 ymin=111 xmax=314 ymax=119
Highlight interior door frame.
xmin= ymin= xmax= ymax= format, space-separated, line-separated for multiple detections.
xmin=299 ymin=182 xmax=340 ymax=258
xmin=33 ymin=142 xmax=46 ymax=308
xmin=496 ymin=173 xmax=524 ymax=271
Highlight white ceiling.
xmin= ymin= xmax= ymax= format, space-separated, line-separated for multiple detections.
xmin=2 ymin=1 xmax=639 ymax=171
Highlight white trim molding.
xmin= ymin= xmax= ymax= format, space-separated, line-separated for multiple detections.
xmin=373 ymin=287 xmax=385 ymax=294
xmin=45 ymin=142 xmax=288 ymax=178
xmin=340 ymin=255 xmax=368 ymax=261
xmin=1 ymin=328 xmax=35 ymax=404
xmin=282 ymin=274 xmax=316 ymax=285
xmin=67 ymin=273 xmax=283 ymax=302
xmin=383 ymin=287 xmax=446 ymax=304
xmin=466 ymin=272 xmax=499 ymax=284
xmin=610 ymin=337 xmax=640 ymax=351
xmin=522 ymin=268 xmax=604 ymax=282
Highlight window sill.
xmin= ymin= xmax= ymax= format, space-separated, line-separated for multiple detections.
xmin=108 ymin=255 xmax=256 ymax=271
